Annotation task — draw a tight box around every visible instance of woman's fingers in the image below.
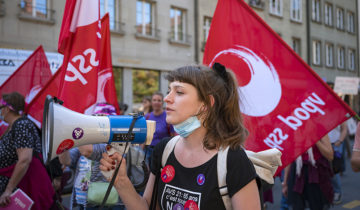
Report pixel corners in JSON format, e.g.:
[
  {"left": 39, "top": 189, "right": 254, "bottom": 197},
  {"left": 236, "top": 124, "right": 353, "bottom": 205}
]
[{"left": 100, "top": 152, "right": 119, "bottom": 171}]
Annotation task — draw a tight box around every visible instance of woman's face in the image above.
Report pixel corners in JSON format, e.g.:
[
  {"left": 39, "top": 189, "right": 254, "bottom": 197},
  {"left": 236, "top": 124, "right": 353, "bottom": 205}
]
[
  {"left": 0, "top": 107, "right": 9, "bottom": 122},
  {"left": 151, "top": 94, "right": 163, "bottom": 112},
  {"left": 164, "top": 81, "right": 203, "bottom": 125},
  {"left": 142, "top": 99, "right": 151, "bottom": 109}
]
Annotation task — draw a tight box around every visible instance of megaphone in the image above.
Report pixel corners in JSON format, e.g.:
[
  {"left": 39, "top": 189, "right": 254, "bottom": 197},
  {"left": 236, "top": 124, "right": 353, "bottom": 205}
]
[{"left": 42, "top": 96, "right": 156, "bottom": 164}]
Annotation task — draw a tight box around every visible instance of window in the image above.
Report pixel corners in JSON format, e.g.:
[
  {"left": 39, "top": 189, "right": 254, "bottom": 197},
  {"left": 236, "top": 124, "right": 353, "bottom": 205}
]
[
  {"left": 136, "top": 0, "right": 156, "bottom": 37},
  {"left": 0, "top": 0, "right": 5, "bottom": 17},
  {"left": 336, "top": 8, "right": 344, "bottom": 30},
  {"left": 170, "top": 7, "right": 188, "bottom": 43},
  {"left": 100, "top": 0, "right": 117, "bottom": 31},
  {"left": 337, "top": 46, "right": 345, "bottom": 69},
  {"left": 325, "top": 43, "right": 334, "bottom": 67},
  {"left": 312, "top": 0, "right": 321, "bottom": 22},
  {"left": 292, "top": 38, "right": 301, "bottom": 55},
  {"left": 312, "top": 40, "right": 321, "bottom": 65},
  {"left": 347, "top": 11, "right": 355, "bottom": 33},
  {"left": 290, "top": 0, "right": 302, "bottom": 22},
  {"left": 324, "top": 3, "right": 333, "bottom": 26},
  {"left": 20, "top": 0, "right": 50, "bottom": 19},
  {"left": 348, "top": 49, "right": 355, "bottom": 70},
  {"left": 269, "top": 0, "right": 282, "bottom": 16},
  {"left": 203, "top": 17, "right": 212, "bottom": 43},
  {"left": 249, "top": 0, "right": 264, "bottom": 9}
]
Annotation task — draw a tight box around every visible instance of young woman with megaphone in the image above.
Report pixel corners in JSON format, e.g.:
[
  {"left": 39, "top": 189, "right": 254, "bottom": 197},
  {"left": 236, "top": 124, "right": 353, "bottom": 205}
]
[{"left": 100, "top": 64, "right": 261, "bottom": 210}]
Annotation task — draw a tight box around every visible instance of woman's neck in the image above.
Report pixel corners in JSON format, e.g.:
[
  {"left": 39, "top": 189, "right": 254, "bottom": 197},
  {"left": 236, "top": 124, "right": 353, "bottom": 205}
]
[
  {"left": 181, "top": 127, "right": 209, "bottom": 151},
  {"left": 7, "top": 115, "right": 21, "bottom": 128},
  {"left": 153, "top": 109, "right": 163, "bottom": 116}
]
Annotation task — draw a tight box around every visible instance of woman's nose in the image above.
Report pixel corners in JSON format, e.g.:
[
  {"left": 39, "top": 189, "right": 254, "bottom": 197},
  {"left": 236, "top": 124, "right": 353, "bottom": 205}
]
[{"left": 164, "top": 93, "right": 172, "bottom": 103}]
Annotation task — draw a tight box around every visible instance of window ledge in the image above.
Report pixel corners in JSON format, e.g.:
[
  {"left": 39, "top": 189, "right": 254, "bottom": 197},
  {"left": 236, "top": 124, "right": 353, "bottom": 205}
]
[
  {"left": 290, "top": 19, "right": 302, "bottom": 24},
  {"left": 337, "top": 66, "right": 346, "bottom": 70},
  {"left": 18, "top": 13, "right": 55, "bottom": 25},
  {"left": 311, "top": 19, "right": 322, "bottom": 24},
  {"left": 336, "top": 27, "right": 345, "bottom": 32},
  {"left": 269, "top": 12, "right": 283, "bottom": 19},
  {"left": 325, "top": 64, "right": 335, "bottom": 69},
  {"left": 111, "top": 22, "right": 125, "bottom": 36},
  {"left": 312, "top": 63, "right": 322, "bottom": 67},
  {"left": 168, "top": 38, "right": 191, "bottom": 47},
  {"left": 111, "top": 30, "right": 125, "bottom": 36},
  {"left": 324, "top": 23, "right": 334, "bottom": 28},
  {"left": 135, "top": 33, "right": 160, "bottom": 41},
  {"left": 347, "top": 31, "right": 356, "bottom": 35}
]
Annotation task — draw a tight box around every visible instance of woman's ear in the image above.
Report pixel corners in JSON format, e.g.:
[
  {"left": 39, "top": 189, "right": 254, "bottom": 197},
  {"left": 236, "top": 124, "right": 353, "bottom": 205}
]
[{"left": 209, "top": 95, "right": 215, "bottom": 107}]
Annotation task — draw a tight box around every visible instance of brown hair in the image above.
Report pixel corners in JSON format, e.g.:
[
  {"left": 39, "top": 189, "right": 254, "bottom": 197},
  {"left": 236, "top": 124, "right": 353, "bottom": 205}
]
[
  {"left": 2, "top": 92, "right": 25, "bottom": 114},
  {"left": 152, "top": 91, "right": 164, "bottom": 100},
  {"left": 165, "top": 65, "right": 248, "bottom": 150}
]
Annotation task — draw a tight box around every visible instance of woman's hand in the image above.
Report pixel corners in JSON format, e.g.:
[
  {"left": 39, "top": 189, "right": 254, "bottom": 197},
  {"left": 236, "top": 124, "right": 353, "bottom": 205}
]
[
  {"left": 0, "top": 189, "right": 11, "bottom": 207},
  {"left": 281, "top": 182, "right": 288, "bottom": 198},
  {"left": 99, "top": 152, "right": 129, "bottom": 188}
]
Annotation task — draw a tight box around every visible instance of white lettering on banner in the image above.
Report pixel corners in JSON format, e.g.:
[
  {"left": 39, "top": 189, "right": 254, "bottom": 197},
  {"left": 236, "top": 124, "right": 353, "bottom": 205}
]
[
  {"left": 277, "top": 92, "right": 325, "bottom": 131},
  {"left": 263, "top": 92, "right": 326, "bottom": 150},
  {"left": 65, "top": 48, "right": 99, "bottom": 85},
  {"left": 65, "top": 63, "right": 88, "bottom": 84},
  {"left": 263, "top": 128, "right": 289, "bottom": 150}
]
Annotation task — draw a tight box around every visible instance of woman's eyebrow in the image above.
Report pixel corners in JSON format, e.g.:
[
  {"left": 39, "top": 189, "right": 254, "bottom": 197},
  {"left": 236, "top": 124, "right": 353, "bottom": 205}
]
[{"left": 172, "top": 85, "right": 184, "bottom": 89}]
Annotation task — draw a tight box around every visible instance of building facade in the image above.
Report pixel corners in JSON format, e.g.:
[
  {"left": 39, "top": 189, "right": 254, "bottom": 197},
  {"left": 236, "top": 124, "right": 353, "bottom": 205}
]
[
  {"left": 309, "top": 0, "right": 358, "bottom": 83},
  {"left": 0, "top": 0, "right": 359, "bottom": 112},
  {"left": 247, "top": 0, "right": 308, "bottom": 61},
  {"left": 0, "top": 0, "right": 197, "bottom": 112}
]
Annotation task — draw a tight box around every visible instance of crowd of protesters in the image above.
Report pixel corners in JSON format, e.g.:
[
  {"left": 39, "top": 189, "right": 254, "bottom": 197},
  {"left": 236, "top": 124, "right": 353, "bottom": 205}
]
[{"left": 0, "top": 66, "right": 360, "bottom": 210}]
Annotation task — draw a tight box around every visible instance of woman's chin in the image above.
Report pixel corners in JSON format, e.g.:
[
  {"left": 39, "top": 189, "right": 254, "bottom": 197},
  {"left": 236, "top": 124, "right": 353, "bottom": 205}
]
[{"left": 166, "top": 117, "right": 177, "bottom": 125}]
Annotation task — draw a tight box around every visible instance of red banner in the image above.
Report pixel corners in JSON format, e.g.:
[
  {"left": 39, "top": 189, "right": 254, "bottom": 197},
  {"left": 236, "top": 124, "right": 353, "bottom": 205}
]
[
  {"left": 83, "top": 13, "right": 120, "bottom": 115},
  {"left": 203, "top": 0, "right": 355, "bottom": 172},
  {"left": 0, "top": 45, "right": 52, "bottom": 128},
  {"left": 27, "top": 14, "right": 119, "bottom": 125},
  {"left": 25, "top": 69, "right": 61, "bottom": 126},
  {"left": 0, "top": 45, "right": 52, "bottom": 105},
  {"left": 57, "top": 0, "right": 101, "bottom": 113}
]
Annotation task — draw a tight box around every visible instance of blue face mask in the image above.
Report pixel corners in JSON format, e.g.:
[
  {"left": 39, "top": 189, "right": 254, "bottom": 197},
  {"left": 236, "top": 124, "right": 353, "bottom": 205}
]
[{"left": 173, "top": 116, "right": 201, "bottom": 138}]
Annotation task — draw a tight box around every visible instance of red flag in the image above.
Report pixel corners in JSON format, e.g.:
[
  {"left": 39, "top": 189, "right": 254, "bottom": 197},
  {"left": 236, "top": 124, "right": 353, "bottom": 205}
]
[
  {"left": 27, "top": 14, "right": 119, "bottom": 125},
  {"left": 84, "top": 13, "right": 120, "bottom": 115},
  {"left": 25, "top": 68, "right": 62, "bottom": 126},
  {"left": 203, "top": 0, "right": 355, "bottom": 172},
  {"left": 0, "top": 45, "right": 52, "bottom": 105},
  {"left": 0, "top": 45, "right": 52, "bottom": 129},
  {"left": 57, "top": 0, "right": 101, "bottom": 113}
]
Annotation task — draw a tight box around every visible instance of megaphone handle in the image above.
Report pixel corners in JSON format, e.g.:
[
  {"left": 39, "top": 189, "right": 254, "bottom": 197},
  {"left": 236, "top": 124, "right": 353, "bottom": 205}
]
[{"left": 101, "top": 143, "right": 130, "bottom": 180}]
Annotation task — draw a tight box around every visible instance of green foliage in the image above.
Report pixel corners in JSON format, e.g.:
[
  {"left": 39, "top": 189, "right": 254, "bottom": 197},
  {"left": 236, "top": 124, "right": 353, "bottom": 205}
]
[
  {"left": 132, "top": 69, "right": 159, "bottom": 103},
  {"left": 113, "top": 67, "right": 123, "bottom": 102}
]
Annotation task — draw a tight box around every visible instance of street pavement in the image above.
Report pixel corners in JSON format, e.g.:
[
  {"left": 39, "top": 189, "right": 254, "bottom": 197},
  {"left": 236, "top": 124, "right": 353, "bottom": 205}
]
[{"left": 266, "top": 154, "right": 360, "bottom": 210}]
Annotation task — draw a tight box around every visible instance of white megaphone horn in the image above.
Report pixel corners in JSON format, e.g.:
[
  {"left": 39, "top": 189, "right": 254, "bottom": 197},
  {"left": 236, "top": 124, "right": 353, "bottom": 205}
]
[{"left": 42, "top": 96, "right": 155, "bottom": 164}]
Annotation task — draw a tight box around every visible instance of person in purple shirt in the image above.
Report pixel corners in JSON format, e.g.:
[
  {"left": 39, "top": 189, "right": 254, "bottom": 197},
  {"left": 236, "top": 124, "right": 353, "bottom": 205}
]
[{"left": 145, "top": 92, "right": 175, "bottom": 162}]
